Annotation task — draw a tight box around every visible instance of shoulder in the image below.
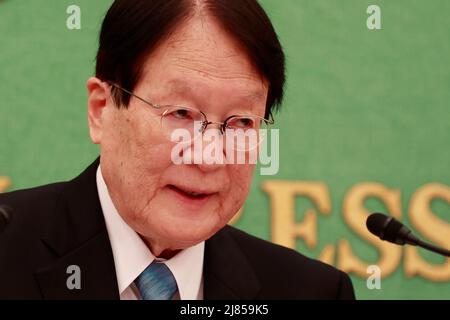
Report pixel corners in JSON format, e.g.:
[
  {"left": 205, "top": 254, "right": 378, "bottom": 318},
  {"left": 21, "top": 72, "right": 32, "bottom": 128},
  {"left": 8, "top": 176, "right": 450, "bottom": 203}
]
[
  {"left": 0, "top": 182, "right": 67, "bottom": 217},
  {"left": 223, "top": 225, "right": 337, "bottom": 276},
  {"left": 0, "top": 182, "right": 70, "bottom": 297},
  {"left": 0, "top": 181, "right": 67, "bottom": 203},
  {"left": 220, "top": 226, "right": 355, "bottom": 299},
  {"left": 0, "top": 182, "right": 68, "bottom": 240}
]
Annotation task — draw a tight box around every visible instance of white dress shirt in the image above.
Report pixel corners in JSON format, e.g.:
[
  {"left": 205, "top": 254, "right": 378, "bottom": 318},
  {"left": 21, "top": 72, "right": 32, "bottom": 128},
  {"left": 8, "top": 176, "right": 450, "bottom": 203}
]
[{"left": 96, "top": 166, "right": 205, "bottom": 300}]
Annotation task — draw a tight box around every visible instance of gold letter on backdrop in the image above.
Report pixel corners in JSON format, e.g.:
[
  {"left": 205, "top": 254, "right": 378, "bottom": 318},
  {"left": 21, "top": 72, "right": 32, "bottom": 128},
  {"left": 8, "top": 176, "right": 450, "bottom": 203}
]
[
  {"left": 337, "top": 183, "right": 402, "bottom": 278},
  {"left": 228, "top": 207, "right": 244, "bottom": 226},
  {"left": 0, "top": 177, "right": 10, "bottom": 193},
  {"left": 261, "top": 181, "right": 331, "bottom": 251},
  {"left": 404, "top": 183, "right": 450, "bottom": 281}
]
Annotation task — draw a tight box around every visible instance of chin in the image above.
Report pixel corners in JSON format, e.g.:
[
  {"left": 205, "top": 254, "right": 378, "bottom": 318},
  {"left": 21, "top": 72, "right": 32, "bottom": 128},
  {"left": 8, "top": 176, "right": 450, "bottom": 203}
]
[
  {"left": 130, "top": 195, "right": 231, "bottom": 249},
  {"left": 169, "top": 220, "right": 222, "bottom": 243},
  {"left": 152, "top": 213, "right": 226, "bottom": 248}
]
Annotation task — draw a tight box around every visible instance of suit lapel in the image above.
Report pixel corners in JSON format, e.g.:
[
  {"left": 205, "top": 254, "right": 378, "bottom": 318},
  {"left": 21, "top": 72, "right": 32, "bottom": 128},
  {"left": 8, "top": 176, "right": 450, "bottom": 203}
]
[
  {"left": 203, "top": 226, "right": 261, "bottom": 299},
  {"left": 35, "top": 231, "right": 119, "bottom": 299},
  {"left": 35, "top": 158, "right": 119, "bottom": 299}
]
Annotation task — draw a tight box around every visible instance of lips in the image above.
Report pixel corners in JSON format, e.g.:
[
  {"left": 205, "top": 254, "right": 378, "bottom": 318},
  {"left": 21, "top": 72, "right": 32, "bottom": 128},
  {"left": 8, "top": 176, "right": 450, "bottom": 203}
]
[{"left": 167, "top": 184, "right": 215, "bottom": 200}]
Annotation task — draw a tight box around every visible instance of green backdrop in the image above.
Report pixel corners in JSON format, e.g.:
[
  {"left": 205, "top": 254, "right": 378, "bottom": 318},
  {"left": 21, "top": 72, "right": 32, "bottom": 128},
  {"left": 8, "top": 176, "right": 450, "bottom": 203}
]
[{"left": 1, "top": 0, "right": 449, "bottom": 299}]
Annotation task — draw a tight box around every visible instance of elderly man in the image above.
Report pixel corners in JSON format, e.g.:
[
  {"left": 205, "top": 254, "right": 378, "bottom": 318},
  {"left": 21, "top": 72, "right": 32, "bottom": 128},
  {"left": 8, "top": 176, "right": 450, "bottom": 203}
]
[{"left": 0, "top": 0, "right": 355, "bottom": 299}]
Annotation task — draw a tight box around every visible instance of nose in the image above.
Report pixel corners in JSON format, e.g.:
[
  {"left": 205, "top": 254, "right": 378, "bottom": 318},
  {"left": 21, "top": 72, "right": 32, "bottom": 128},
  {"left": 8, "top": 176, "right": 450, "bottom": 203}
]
[
  {"left": 187, "top": 127, "right": 227, "bottom": 172},
  {"left": 202, "top": 121, "right": 226, "bottom": 135}
]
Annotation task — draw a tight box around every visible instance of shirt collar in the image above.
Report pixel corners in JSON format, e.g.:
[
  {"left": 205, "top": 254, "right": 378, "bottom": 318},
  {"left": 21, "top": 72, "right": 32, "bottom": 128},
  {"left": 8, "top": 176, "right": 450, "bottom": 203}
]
[{"left": 96, "top": 165, "right": 204, "bottom": 299}]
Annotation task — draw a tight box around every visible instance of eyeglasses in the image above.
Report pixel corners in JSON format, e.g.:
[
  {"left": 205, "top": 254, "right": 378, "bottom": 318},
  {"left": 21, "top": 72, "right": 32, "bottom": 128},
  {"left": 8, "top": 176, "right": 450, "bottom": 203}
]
[{"left": 108, "top": 82, "right": 274, "bottom": 151}]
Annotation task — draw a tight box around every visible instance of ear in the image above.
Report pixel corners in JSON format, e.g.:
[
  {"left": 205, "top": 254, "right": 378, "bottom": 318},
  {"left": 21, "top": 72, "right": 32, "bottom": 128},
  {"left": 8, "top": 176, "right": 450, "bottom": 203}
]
[{"left": 87, "top": 77, "right": 109, "bottom": 144}]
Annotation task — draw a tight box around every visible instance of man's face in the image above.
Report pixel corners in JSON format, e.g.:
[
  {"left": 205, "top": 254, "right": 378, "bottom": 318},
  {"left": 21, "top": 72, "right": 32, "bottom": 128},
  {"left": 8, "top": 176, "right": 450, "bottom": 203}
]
[{"left": 88, "top": 16, "right": 268, "bottom": 255}]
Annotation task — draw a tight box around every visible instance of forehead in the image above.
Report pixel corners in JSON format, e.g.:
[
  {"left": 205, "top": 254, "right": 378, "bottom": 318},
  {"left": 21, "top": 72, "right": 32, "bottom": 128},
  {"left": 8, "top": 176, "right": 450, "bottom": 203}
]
[{"left": 138, "top": 15, "right": 268, "bottom": 103}]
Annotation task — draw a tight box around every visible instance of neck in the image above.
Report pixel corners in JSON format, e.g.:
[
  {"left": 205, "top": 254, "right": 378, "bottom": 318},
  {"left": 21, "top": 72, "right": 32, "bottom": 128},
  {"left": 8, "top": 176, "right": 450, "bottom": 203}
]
[
  {"left": 140, "top": 235, "right": 182, "bottom": 259},
  {"left": 156, "top": 249, "right": 182, "bottom": 260}
]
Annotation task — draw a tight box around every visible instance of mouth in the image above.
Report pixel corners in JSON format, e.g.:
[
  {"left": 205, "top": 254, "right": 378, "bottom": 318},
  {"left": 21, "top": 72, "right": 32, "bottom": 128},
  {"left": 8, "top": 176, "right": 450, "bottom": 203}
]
[{"left": 167, "top": 184, "right": 215, "bottom": 201}]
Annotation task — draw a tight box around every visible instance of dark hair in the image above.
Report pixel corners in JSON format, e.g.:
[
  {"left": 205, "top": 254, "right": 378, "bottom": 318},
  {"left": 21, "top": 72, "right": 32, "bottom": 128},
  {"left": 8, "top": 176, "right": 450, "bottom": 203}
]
[{"left": 95, "top": 0, "right": 285, "bottom": 118}]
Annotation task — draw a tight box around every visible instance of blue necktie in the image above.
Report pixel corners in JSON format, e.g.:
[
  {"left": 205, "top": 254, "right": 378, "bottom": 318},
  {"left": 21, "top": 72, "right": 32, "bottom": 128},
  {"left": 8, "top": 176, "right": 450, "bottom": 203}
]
[{"left": 135, "top": 261, "right": 178, "bottom": 300}]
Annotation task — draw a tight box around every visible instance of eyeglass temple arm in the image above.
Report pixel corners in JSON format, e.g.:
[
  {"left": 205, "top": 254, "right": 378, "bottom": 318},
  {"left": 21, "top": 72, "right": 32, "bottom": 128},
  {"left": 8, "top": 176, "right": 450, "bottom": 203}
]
[{"left": 107, "top": 82, "right": 161, "bottom": 109}]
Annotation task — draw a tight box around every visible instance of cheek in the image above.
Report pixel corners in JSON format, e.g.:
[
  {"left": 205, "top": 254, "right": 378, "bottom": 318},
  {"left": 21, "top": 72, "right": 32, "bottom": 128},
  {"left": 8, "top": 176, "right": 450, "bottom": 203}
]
[
  {"left": 106, "top": 110, "right": 171, "bottom": 168},
  {"left": 224, "top": 164, "right": 255, "bottom": 209},
  {"left": 101, "top": 110, "right": 174, "bottom": 209}
]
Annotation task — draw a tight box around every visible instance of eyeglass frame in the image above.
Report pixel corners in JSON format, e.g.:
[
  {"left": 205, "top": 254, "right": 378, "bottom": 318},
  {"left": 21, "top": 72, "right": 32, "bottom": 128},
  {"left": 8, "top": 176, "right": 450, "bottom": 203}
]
[{"left": 106, "top": 81, "right": 275, "bottom": 135}]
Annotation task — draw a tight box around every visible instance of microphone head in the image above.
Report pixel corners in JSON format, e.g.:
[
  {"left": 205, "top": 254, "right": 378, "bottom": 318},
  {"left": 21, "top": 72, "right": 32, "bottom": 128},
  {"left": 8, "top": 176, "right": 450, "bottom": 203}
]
[
  {"left": 366, "top": 212, "right": 413, "bottom": 245},
  {"left": 366, "top": 212, "right": 389, "bottom": 238},
  {"left": 0, "top": 205, "right": 13, "bottom": 232}
]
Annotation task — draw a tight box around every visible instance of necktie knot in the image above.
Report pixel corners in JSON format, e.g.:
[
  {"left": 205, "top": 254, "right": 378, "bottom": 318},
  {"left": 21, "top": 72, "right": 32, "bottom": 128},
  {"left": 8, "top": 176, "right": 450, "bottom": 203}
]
[{"left": 135, "top": 261, "right": 178, "bottom": 300}]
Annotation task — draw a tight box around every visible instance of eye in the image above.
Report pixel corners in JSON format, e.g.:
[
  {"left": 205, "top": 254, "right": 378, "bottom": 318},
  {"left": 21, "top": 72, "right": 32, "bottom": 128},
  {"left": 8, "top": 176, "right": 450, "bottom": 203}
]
[
  {"left": 163, "top": 107, "right": 204, "bottom": 123},
  {"left": 170, "top": 108, "right": 192, "bottom": 120},
  {"left": 227, "top": 117, "right": 256, "bottom": 129}
]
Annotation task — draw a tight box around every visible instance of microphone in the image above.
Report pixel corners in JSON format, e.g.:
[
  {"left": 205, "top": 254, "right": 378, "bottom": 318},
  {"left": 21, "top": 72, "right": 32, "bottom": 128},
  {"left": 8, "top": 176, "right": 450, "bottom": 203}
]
[
  {"left": 0, "top": 205, "right": 13, "bottom": 232},
  {"left": 366, "top": 212, "right": 450, "bottom": 257}
]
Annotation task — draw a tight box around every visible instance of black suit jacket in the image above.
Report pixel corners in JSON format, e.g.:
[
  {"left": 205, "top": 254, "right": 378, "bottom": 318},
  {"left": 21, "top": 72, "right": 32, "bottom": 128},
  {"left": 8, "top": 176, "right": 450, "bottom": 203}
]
[{"left": 0, "top": 158, "right": 355, "bottom": 299}]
